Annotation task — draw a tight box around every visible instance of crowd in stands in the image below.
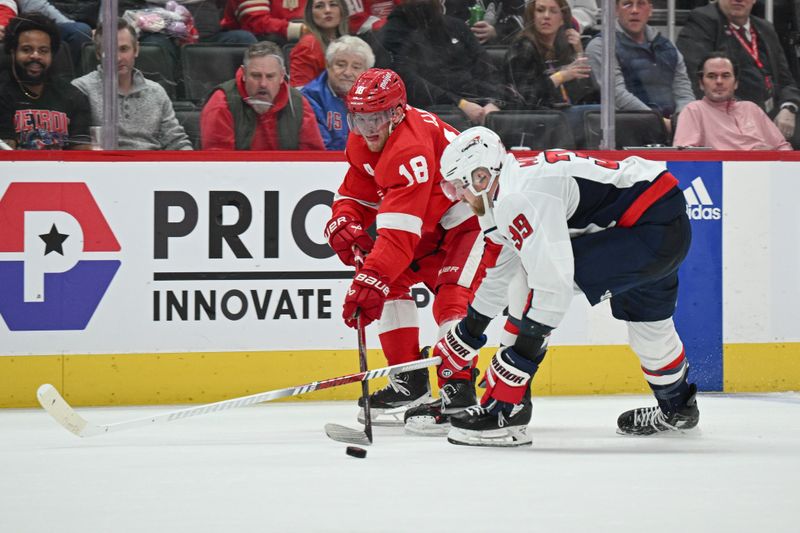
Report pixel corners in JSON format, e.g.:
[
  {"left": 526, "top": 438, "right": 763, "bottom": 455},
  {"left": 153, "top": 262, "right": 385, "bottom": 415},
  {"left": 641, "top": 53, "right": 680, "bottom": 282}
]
[{"left": 2, "top": 0, "right": 800, "bottom": 151}]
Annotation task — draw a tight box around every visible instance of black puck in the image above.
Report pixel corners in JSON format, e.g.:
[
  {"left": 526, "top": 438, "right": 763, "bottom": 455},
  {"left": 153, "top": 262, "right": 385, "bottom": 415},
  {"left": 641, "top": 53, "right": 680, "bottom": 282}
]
[{"left": 346, "top": 446, "right": 367, "bottom": 458}]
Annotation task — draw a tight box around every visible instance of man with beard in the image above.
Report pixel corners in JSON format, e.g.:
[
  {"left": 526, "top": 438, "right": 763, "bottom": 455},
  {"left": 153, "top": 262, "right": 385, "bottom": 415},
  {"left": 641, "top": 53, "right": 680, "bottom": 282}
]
[
  {"left": 301, "top": 35, "right": 374, "bottom": 150},
  {"left": 0, "top": 12, "right": 91, "bottom": 149},
  {"left": 436, "top": 127, "right": 699, "bottom": 446},
  {"left": 200, "top": 40, "right": 324, "bottom": 150},
  {"left": 379, "top": 0, "right": 515, "bottom": 125}
]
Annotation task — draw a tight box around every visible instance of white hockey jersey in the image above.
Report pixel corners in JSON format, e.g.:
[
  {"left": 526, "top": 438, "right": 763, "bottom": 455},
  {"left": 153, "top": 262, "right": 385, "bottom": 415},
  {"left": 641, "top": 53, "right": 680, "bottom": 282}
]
[{"left": 471, "top": 150, "right": 677, "bottom": 329}]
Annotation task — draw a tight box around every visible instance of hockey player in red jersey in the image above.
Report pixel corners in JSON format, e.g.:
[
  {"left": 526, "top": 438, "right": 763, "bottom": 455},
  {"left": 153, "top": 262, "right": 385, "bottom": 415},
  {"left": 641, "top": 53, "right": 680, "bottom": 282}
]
[
  {"left": 324, "top": 68, "right": 486, "bottom": 426},
  {"left": 434, "top": 127, "right": 700, "bottom": 446}
]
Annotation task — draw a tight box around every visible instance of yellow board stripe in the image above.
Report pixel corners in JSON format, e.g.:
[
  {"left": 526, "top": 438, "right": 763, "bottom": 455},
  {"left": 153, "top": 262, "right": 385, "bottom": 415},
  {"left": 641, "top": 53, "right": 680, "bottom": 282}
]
[
  {"left": 1, "top": 343, "right": 798, "bottom": 408},
  {"left": 724, "top": 343, "right": 800, "bottom": 392}
]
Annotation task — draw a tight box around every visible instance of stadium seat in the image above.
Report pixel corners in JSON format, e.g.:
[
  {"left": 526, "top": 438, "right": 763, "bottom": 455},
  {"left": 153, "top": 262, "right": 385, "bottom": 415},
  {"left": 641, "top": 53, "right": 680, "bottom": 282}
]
[
  {"left": 176, "top": 109, "right": 201, "bottom": 149},
  {"left": 180, "top": 44, "right": 247, "bottom": 103},
  {"left": 482, "top": 45, "right": 508, "bottom": 75},
  {"left": 425, "top": 105, "right": 472, "bottom": 133},
  {"left": 282, "top": 43, "right": 295, "bottom": 74},
  {"left": 485, "top": 110, "right": 575, "bottom": 150},
  {"left": 81, "top": 43, "right": 178, "bottom": 99},
  {"left": 583, "top": 109, "right": 668, "bottom": 149}
]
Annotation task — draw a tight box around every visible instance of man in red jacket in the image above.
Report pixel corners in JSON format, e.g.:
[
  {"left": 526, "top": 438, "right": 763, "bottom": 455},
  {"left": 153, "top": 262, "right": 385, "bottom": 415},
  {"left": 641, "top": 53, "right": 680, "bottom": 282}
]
[
  {"left": 200, "top": 41, "right": 324, "bottom": 150},
  {"left": 325, "top": 68, "right": 486, "bottom": 427}
]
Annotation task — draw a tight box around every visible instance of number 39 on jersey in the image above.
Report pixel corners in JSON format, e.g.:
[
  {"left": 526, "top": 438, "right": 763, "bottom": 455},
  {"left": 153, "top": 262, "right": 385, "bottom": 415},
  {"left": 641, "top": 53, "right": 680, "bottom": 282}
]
[{"left": 508, "top": 213, "right": 533, "bottom": 250}]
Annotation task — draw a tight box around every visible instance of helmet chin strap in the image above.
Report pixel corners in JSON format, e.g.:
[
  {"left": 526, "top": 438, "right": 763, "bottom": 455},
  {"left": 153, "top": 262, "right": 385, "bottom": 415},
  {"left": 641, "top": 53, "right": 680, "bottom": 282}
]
[{"left": 478, "top": 190, "right": 495, "bottom": 226}]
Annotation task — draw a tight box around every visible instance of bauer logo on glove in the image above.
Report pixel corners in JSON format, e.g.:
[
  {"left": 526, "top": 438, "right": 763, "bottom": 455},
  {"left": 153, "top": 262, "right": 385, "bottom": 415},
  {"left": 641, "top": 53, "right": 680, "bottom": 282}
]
[{"left": 354, "top": 272, "right": 390, "bottom": 296}]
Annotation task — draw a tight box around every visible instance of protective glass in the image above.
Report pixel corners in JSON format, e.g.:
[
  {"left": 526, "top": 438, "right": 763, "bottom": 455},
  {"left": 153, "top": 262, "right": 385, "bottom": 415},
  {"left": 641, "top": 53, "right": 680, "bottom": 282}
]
[{"left": 347, "top": 110, "right": 393, "bottom": 136}]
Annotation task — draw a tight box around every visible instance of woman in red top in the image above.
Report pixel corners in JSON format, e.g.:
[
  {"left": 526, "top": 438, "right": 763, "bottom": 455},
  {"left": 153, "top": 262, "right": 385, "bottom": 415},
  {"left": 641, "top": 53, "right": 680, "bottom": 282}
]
[{"left": 289, "top": 0, "right": 350, "bottom": 87}]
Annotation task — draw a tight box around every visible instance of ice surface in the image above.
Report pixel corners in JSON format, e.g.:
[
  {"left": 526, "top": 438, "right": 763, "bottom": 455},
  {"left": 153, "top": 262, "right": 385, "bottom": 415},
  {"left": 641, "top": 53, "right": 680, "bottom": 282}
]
[{"left": 1, "top": 393, "right": 798, "bottom": 532}]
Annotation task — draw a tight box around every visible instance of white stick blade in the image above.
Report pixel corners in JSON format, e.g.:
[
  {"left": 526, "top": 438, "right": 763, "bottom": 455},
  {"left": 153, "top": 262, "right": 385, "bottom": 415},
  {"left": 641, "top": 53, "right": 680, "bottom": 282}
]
[
  {"left": 36, "top": 384, "right": 102, "bottom": 438},
  {"left": 324, "top": 423, "right": 372, "bottom": 446}
]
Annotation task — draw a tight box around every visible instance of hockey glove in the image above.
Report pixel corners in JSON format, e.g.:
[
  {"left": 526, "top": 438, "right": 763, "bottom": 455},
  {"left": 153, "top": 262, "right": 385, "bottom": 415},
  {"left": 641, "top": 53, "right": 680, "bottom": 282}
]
[
  {"left": 480, "top": 347, "right": 538, "bottom": 411},
  {"left": 324, "top": 215, "right": 374, "bottom": 267},
  {"left": 342, "top": 269, "right": 390, "bottom": 328},
  {"left": 435, "top": 320, "right": 486, "bottom": 382}
]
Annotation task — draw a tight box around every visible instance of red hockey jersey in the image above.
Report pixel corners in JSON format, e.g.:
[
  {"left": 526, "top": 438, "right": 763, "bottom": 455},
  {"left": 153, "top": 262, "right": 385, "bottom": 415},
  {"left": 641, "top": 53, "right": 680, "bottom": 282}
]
[{"left": 332, "top": 106, "right": 463, "bottom": 282}]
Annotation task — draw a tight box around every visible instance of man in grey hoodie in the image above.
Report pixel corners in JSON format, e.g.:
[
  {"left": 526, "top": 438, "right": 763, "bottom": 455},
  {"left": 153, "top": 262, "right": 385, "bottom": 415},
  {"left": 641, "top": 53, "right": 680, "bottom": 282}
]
[{"left": 71, "top": 17, "right": 192, "bottom": 150}]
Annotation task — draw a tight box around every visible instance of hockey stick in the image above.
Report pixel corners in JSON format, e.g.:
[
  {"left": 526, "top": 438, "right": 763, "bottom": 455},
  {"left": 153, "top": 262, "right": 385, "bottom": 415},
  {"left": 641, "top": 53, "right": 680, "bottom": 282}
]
[
  {"left": 36, "top": 357, "right": 441, "bottom": 438},
  {"left": 324, "top": 247, "right": 373, "bottom": 446}
]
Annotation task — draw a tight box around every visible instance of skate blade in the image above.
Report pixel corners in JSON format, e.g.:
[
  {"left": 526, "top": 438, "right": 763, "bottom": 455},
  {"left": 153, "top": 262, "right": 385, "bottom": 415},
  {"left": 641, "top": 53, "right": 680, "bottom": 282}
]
[
  {"left": 404, "top": 416, "right": 450, "bottom": 436},
  {"left": 447, "top": 426, "right": 532, "bottom": 448},
  {"left": 616, "top": 426, "right": 701, "bottom": 437}
]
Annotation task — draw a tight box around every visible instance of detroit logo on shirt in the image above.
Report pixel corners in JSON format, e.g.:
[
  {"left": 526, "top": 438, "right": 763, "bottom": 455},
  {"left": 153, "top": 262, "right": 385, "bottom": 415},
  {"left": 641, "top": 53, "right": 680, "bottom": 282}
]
[{"left": 0, "top": 182, "right": 121, "bottom": 331}]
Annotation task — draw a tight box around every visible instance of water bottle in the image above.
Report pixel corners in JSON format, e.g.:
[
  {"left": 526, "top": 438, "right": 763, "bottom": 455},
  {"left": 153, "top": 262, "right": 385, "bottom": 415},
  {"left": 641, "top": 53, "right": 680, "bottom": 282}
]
[{"left": 468, "top": 3, "right": 485, "bottom": 27}]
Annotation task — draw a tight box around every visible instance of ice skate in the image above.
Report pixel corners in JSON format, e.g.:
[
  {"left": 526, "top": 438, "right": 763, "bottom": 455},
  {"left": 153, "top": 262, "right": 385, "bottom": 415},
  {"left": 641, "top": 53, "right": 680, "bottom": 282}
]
[
  {"left": 404, "top": 369, "right": 478, "bottom": 436},
  {"left": 357, "top": 366, "right": 431, "bottom": 426},
  {"left": 447, "top": 395, "right": 533, "bottom": 447},
  {"left": 617, "top": 383, "right": 700, "bottom": 436}
]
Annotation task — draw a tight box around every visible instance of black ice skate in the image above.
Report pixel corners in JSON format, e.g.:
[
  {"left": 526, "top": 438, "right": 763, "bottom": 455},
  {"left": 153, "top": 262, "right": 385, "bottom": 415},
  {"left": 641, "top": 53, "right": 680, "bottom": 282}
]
[
  {"left": 617, "top": 383, "right": 700, "bottom": 436},
  {"left": 357, "top": 366, "right": 431, "bottom": 426},
  {"left": 447, "top": 393, "right": 533, "bottom": 447},
  {"left": 404, "top": 369, "right": 479, "bottom": 436}
]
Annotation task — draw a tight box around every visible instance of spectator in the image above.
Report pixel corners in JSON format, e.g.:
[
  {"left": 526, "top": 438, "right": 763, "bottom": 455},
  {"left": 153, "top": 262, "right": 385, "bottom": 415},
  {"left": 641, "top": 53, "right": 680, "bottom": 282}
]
[
  {"left": 49, "top": 0, "right": 99, "bottom": 27},
  {"left": 0, "top": 12, "right": 91, "bottom": 149},
  {"left": 72, "top": 17, "right": 192, "bottom": 150},
  {"left": 569, "top": 0, "right": 599, "bottom": 35},
  {"left": 200, "top": 40, "right": 325, "bottom": 149},
  {"left": 1, "top": 1, "right": 94, "bottom": 73},
  {"left": 442, "top": 0, "right": 526, "bottom": 45},
  {"left": 380, "top": 0, "right": 514, "bottom": 125},
  {"left": 504, "top": 0, "right": 598, "bottom": 109},
  {"left": 347, "top": 0, "right": 398, "bottom": 35},
  {"left": 673, "top": 51, "right": 792, "bottom": 150},
  {"left": 585, "top": 0, "right": 694, "bottom": 135},
  {"left": 676, "top": 0, "right": 800, "bottom": 142},
  {"left": 290, "top": 0, "right": 349, "bottom": 87},
  {"left": 220, "top": 0, "right": 309, "bottom": 45},
  {"left": 301, "top": 34, "right": 373, "bottom": 149}
]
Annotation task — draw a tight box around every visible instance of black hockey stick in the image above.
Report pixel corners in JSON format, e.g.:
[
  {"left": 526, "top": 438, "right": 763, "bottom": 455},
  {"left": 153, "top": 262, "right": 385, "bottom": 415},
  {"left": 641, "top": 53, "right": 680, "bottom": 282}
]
[
  {"left": 324, "top": 247, "right": 374, "bottom": 446},
  {"left": 37, "top": 357, "right": 440, "bottom": 438}
]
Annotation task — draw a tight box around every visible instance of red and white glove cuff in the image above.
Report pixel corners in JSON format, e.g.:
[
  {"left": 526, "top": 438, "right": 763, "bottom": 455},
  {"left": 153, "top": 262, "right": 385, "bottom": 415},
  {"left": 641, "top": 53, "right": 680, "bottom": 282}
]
[{"left": 482, "top": 348, "right": 532, "bottom": 404}]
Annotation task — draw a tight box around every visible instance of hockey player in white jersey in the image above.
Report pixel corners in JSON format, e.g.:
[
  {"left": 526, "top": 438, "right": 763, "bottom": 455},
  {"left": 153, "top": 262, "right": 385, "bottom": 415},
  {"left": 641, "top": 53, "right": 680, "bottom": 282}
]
[{"left": 430, "top": 127, "right": 700, "bottom": 447}]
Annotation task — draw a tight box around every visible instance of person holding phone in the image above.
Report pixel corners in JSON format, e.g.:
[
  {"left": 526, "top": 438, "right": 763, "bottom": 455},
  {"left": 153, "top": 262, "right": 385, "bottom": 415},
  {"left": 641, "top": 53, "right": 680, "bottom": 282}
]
[{"left": 503, "top": 0, "right": 599, "bottom": 109}]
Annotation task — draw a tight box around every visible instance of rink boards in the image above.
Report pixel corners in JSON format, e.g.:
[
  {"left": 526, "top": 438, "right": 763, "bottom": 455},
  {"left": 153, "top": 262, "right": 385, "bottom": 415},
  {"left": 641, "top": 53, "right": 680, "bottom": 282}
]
[{"left": 0, "top": 153, "right": 798, "bottom": 407}]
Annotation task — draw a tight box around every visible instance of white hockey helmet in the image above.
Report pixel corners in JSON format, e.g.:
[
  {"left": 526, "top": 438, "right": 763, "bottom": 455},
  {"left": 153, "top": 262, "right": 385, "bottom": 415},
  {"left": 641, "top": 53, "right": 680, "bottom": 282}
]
[{"left": 439, "top": 126, "right": 507, "bottom": 203}]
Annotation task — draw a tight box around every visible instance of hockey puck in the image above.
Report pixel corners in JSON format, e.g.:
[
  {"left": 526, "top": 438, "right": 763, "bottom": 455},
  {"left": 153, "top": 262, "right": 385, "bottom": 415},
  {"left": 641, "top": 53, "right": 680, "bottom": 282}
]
[{"left": 345, "top": 446, "right": 367, "bottom": 458}]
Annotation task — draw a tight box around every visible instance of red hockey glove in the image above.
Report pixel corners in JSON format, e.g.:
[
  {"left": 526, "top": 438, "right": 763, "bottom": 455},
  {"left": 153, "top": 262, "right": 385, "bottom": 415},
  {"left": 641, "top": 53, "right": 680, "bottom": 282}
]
[
  {"left": 324, "top": 215, "right": 374, "bottom": 267},
  {"left": 435, "top": 320, "right": 486, "bottom": 381},
  {"left": 480, "top": 347, "right": 537, "bottom": 406},
  {"left": 342, "top": 269, "right": 390, "bottom": 328}
]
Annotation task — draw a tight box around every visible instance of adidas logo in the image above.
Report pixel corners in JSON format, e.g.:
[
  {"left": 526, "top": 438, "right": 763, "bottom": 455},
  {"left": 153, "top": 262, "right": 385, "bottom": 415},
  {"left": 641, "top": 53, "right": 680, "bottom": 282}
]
[{"left": 683, "top": 177, "right": 721, "bottom": 220}]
